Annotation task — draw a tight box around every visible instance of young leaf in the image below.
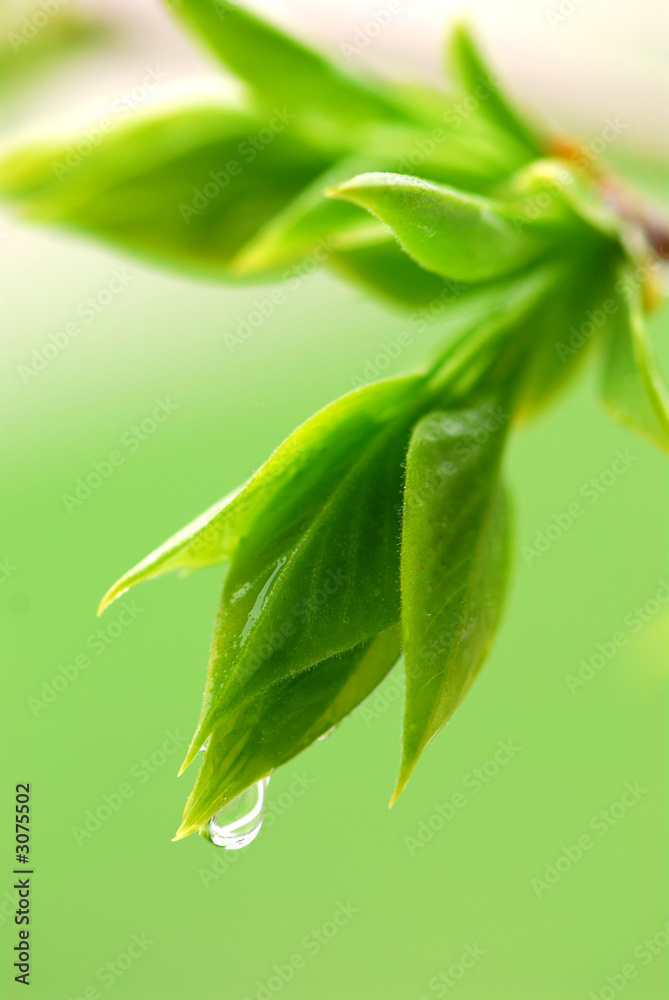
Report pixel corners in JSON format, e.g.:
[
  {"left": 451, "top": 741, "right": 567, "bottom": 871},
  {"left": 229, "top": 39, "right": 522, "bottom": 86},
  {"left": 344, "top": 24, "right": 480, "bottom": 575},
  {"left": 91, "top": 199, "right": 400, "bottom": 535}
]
[
  {"left": 600, "top": 265, "right": 669, "bottom": 453},
  {"left": 328, "top": 172, "right": 557, "bottom": 282},
  {"left": 448, "top": 22, "right": 543, "bottom": 156},
  {"left": 166, "top": 0, "right": 406, "bottom": 136},
  {"left": 0, "top": 103, "right": 331, "bottom": 276},
  {"left": 514, "top": 249, "right": 620, "bottom": 417},
  {"left": 329, "top": 237, "right": 471, "bottom": 309},
  {"left": 99, "top": 376, "right": 425, "bottom": 613},
  {"left": 175, "top": 625, "right": 401, "bottom": 838},
  {"left": 394, "top": 404, "right": 511, "bottom": 800},
  {"left": 229, "top": 153, "right": 385, "bottom": 275},
  {"left": 180, "top": 377, "right": 430, "bottom": 773}
]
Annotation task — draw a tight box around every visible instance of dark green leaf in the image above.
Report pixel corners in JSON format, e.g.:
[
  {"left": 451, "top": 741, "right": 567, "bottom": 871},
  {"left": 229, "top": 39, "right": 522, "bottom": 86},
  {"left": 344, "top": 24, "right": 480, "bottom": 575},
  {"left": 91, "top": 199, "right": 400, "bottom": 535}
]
[
  {"left": 176, "top": 625, "right": 401, "bottom": 837},
  {"left": 514, "top": 249, "right": 619, "bottom": 417},
  {"left": 394, "top": 404, "right": 511, "bottom": 800},
  {"left": 178, "top": 377, "right": 431, "bottom": 781}
]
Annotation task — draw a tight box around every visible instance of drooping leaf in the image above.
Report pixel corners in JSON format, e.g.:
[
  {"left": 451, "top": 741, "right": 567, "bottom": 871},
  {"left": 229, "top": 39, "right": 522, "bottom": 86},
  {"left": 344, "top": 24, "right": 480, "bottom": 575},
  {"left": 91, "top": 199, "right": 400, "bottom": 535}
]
[
  {"left": 328, "top": 172, "right": 561, "bottom": 282},
  {"left": 0, "top": 103, "right": 331, "bottom": 276},
  {"left": 166, "top": 0, "right": 407, "bottom": 138},
  {"left": 600, "top": 264, "right": 669, "bottom": 453},
  {"left": 394, "top": 404, "right": 511, "bottom": 800},
  {"left": 99, "top": 376, "right": 425, "bottom": 613},
  {"left": 175, "top": 625, "right": 401, "bottom": 838},
  {"left": 448, "top": 22, "right": 543, "bottom": 156},
  {"left": 179, "top": 377, "right": 432, "bottom": 775}
]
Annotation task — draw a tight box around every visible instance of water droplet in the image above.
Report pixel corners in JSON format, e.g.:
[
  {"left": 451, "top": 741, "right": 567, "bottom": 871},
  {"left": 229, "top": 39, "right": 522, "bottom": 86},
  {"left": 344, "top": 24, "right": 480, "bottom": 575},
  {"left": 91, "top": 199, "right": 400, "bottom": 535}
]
[
  {"left": 240, "top": 557, "right": 286, "bottom": 644},
  {"left": 317, "top": 725, "right": 337, "bottom": 742},
  {"left": 208, "top": 778, "right": 269, "bottom": 850}
]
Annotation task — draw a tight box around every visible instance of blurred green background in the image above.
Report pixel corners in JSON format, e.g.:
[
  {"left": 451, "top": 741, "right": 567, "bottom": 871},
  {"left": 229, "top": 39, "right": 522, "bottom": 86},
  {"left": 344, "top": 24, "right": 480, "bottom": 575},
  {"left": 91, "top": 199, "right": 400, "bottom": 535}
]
[{"left": 1, "top": 1, "right": 668, "bottom": 998}]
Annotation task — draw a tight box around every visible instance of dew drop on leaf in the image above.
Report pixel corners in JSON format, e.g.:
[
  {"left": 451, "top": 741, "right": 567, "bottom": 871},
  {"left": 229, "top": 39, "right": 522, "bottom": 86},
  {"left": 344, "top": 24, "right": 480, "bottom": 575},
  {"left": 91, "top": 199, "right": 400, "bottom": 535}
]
[{"left": 208, "top": 778, "right": 270, "bottom": 850}]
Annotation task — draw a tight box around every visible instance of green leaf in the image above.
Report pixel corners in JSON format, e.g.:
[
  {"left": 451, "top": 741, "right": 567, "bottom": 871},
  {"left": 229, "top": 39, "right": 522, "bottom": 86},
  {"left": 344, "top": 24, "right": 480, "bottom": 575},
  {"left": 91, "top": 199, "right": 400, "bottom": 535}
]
[
  {"left": 329, "top": 237, "right": 471, "bottom": 309},
  {"left": 175, "top": 625, "right": 401, "bottom": 838},
  {"left": 502, "top": 159, "right": 621, "bottom": 242},
  {"left": 99, "top": 375, "right": 424, "bottom": 613},
  {"left": 166, "top": 0, "right": 406, "bottom": 137},
  {"left": 514, "top": 249, "right": 619, "bottom": 417},
  {"left": 448, "top": 22, "right": 543, "bottom": 156},
  {"left": 394, "top": 404, "right": 511, "bottom": 800},
  {"left": 328, "top": 172, "right": 559, "bottom": 282},
  {"left": 0, "top": 103, "right": 331, "bottom": 276},
  {"left": 229, "top": 153, "right": 384, "bottom": 275},
  {"left": 600, "top": 265, "right": 669, "bottom": 454},
  {"left": 179, "top": 377, "right": 431, "bottom": 779}
]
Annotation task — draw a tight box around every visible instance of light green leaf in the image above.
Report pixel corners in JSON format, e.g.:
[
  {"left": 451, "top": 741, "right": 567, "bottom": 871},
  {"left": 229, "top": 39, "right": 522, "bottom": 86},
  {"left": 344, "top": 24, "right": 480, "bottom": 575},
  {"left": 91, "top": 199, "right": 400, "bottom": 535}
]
[
  {"left": 166, "top": 0, "right": 406, "bottom": 137},
  {"left": 0, "top": 103, "right": 330, "bottom": 276},
  {"left": 448, "top": 22, "right": 542, "bottom": 156},
  {"left": 600, "top": 265, "right": 669, "bottom": 454},
  {"left": 503, "top": 159, "right": 621, "bottom": 242},
  {"left": 176, "top": 625, "right": 401, "bottom": 838},
  {"left": 230, "top": 153, "right": 384, "bottom": 275},
  {"left": 328, "top": 172, "right": 557, "bottom": 282},
  {"left": 394, "top": 404, "right": 511, "bottom": 800},
  {"left": 99, "top": 375, "right": 424, "bottom": 613}
]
